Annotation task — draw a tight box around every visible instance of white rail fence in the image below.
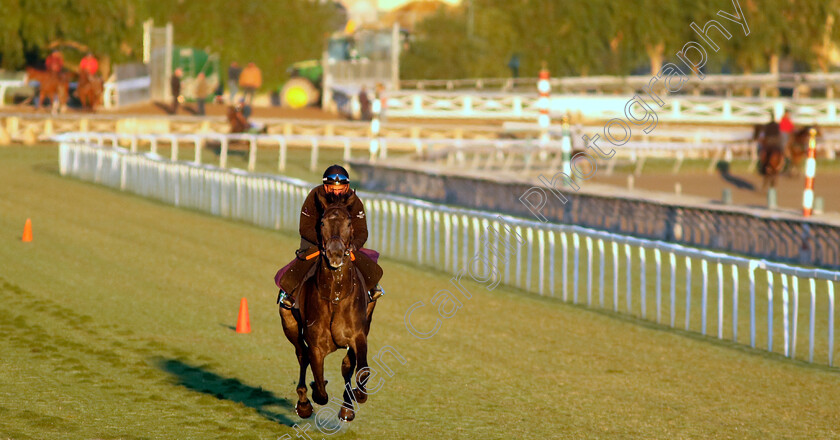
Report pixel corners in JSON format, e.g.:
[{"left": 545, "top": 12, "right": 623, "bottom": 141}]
[
  {"left": 59, "top": 140, "right": 840, "bottom": 367},
  {"left": 55, "top": 131, "right": 568, "bottom": 173},
  {"left": 0, "top": 80, "right": 25, "bottom": 103},
  {"left": 384, "top": 92, "right": 840, "bottom": 125},
  {"left": 55, "top": 130, "right": 757, "bottom": 177},
  {"left": 400, "top": 72, "right": 840, "bottom": 97}
]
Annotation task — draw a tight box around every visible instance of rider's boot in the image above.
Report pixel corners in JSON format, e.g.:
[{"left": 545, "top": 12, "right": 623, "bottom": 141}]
[
  {"left": 369, "top": 284, "right": 385, "bottom": 302},
  {"left": 277, "top": 288, "right": 295, "bottom": 309}
]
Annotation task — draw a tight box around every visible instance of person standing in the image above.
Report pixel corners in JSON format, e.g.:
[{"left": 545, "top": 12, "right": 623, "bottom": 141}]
[
  {"left": 508, "top": 53, "right": 520, "bottom": 79},
  {"left": 227, "top": 62, "right": 241, "bottom": 103},
  {"left": 359, "top": 86, "right": 371, "bottom": 121},
  {"left": 779, "top": 109, "right": 794, "bottom": 148},
  {"left": 170, "top": 68, "right": 183, "bottom": 115},
  {"left": 193, "top": 72, "right": 210, "bottom": 116},
  {"left": 239, "top": 62, "right": 262, "bottom": 106}
]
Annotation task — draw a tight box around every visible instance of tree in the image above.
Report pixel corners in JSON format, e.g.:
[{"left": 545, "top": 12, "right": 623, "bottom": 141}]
[
  {"left": 0, "top": 0, "right": 135, "bottom": 69},
  {"left": 135, "top": 0, "right": 337, "bottom": 90}
]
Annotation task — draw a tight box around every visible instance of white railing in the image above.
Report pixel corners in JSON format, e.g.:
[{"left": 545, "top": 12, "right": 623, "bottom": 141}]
[
  {"left": 385, "top": 91, "right": 840, "bottom": 125},
  {"left": 0, "top": 79, "right": 25, "bottom": 104},
  {"left": 59, "top": 140, "right": 840, "bottom": 367},
  {"left": 55, "top": 131, "right": 571, "bottom": 172},
  {"left": 103, "top": 76, "right": 152, "bottom": 109},
  {"left": 56, "top": 130, "right": 762, "bottom": 177},
  {"left": 400, "top": 72, "right": 840, "bottom": 96}
]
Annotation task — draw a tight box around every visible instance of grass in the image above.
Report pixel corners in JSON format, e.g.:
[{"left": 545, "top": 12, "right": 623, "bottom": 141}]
[{"left": 1, "top": 145, "right": 840, "bottom": 439}]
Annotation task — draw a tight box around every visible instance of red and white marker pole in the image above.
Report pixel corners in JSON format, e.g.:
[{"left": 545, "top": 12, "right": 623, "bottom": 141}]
[
  {"left": 370, "top": 90, "right": 381, "bottom": 161},
  {"left": 802, "top": 128, "right": 818, "bottom": 217},
  {"left": 537, "top": 63, "right": 551, "bottom": 146}
]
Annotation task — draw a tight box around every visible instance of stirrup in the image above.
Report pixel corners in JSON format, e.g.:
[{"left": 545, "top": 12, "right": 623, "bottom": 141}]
[
  {"left": 277, "top": 289, "right": 295, "bottom": 309},
  {"left": 369, "top": 284, "right": 385, "bottom": 302}
]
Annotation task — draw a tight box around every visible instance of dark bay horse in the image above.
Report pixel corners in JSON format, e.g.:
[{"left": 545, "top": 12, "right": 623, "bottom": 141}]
[
  {"left": 753, "top": 121, "right": 787, "bottom": 189},
  {"left": 279, "top": 192, "right": 377, "bottom": 422},
  {"left": 24, "top": 66, "right": 69, "bottom": 113}
]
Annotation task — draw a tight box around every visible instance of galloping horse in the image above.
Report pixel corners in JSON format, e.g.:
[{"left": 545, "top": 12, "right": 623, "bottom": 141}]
[
  {"left": 785, "top": 125, "right": 820, "bottom": 176},
  {"left": 24, "top": 66, "right": 69, "bottom": 113},
  {"left": 753, "top": 121, "right": 786, "bottom": 189},
  {"left": 279, "top": 192, "right": 377, "bottom": 422},
  {"left": 76, "top": 71, "right": 103, "bottom": 111}
]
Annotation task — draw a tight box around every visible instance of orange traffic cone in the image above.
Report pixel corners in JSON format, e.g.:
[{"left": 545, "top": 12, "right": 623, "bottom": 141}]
[
  {"left": 235, "top": 297, "right": 251, "bottom": 334},
  {"left": 21, "top": 219, "right": 32, "bottom": 242}
]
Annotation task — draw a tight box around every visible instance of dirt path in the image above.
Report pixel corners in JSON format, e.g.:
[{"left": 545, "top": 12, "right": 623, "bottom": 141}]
[{"left": 592, "top": 169, "right": 838, "bottom": 213}]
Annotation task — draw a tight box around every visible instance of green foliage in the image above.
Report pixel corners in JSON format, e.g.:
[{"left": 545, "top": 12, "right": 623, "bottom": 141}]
[
  {"left": 135, "top": 0, "right": 336, "bottom": 90},
  {"left": 0, "top": 0, "right": 336, "bottom": 89},
  {"left": 402, "top": 0, "right": 840, "bottom": 79},
  {"left": 0, "top": 0, "right": 135, "bottom": 68}
]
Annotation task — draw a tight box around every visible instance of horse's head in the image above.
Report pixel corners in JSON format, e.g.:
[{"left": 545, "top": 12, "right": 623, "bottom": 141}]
[
  {"left": 752, "top": 124, "right": 764, "bottom": 141},
  {"left": 317, "top": 192, "right": 353, "bottom": 269}
]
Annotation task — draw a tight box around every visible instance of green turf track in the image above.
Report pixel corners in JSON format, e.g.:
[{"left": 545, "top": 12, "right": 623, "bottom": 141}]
[{"left": 1, "top": 145, "right": 839, "bottom": 440}]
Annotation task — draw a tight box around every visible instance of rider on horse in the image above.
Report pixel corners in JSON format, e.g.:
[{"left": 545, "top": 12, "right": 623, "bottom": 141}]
[
  {"left": 45, "top": 51, "right": 64, "bottom": 74},
  {"left": 79, "top": 53, "right": 99, "bottom": 77},
  {"left": 275, "top": 165, "right": 384, "bottom": 309}
]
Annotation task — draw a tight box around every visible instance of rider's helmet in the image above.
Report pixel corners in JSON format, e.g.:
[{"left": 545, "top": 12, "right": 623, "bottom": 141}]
[{"left": 322, "top": 165, "right": 350, "bottom": 186}]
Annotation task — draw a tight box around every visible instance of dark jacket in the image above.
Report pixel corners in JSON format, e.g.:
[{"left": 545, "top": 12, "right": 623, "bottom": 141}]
[
  {"left": 299, "top": 186, "right": 368, "bottom": 251},
  {"left": 170, "top": 75, "right": 181, "bottom": 97},
  {"left": 228, "top": 65, "right": 242, "bottom": 82}
]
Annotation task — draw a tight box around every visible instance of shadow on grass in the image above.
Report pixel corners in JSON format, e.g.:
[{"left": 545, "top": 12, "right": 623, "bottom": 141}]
[{"left": 154, "top": 357, "right": 296, "bottom": 426}]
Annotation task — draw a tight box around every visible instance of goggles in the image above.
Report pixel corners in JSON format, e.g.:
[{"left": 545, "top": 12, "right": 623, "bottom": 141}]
[{"left": 323, "top": 173, "right": 349, "bottom": 185}]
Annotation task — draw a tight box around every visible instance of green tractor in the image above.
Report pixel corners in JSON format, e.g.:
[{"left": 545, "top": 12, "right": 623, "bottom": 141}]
[
  {"left": 280, "top": 27, "right": 403, "bottom": 109},
  {"left": 281, "top": 60, "right": 324, "bottom": 109}
]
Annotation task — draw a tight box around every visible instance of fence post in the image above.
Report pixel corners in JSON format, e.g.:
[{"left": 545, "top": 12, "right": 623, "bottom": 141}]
[
  {"left": 277, "top": 137, "right": 287, "bottom": 172},
  {"left": 537, "top": 62, "right": 551, "bottom": 146},
  {"left": 371, "top": 90, "right": 382, "bottom": 161},
  {"left": 220, "top": 137, "right": 229, "bottom": 169},
  {"left": 248, "top": 135, "right": 257, "bottom": 172},
  {"left": 685, "top": 257, "right": 693, "bottom": 331},
  {"left": 803, "top": 128, "right": 817, "bottom": 217},
  {"left": 767, "top": 271, "right": 775, "bottom": 352},
  {"left": 310, "top": 137, "right": 319, "bottom": 172}
]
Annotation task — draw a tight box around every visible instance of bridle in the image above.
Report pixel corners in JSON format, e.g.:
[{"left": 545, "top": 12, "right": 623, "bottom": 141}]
[{"left": 319, "top": 205, "right": 355, "bottom": 268}]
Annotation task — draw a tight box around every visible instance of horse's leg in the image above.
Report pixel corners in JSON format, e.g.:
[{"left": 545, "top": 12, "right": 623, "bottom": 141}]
[
  {"left": 280, "top": 307, "right": 313, "bottom": 418},
  {"left": 350, "top": 334, "right": 370, "bottom": 404},
  {"left": 338, "top": 349, "right": 357, "bottom": 421},
  {"left": 308, "top": 345, "right": 329, "bottom": 405}
]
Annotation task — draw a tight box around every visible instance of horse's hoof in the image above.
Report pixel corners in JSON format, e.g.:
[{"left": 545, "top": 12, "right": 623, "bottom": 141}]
[
  {"left": 295, "top": 400, "right": 313, "bottom": 419},
  {"left": 311, "top": 386, "right": 329, "bottom": 406},
  {"left": 338, "top": 406, "right": 355, "bottom": 422},
  {"left": 353, "top": 388, "right": 368, "bottom": 404}
]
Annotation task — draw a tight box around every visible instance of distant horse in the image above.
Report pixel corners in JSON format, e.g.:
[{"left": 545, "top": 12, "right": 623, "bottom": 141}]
[
  {"left": 279, "top": 192, "right": 377, "bottom": 422},
  {"left": 24, "top": 66, "right": 69, "bottom": 113},
  {"left": 753, "top": 121, "right": 786, "bottom": 189},
  {"left": 226, "top": 105, "right": 266, "bottom": 134},
  {"left": 785, "top": 125, "right": 820, "bottom": 176},
  {"left": 75, "top": 71, "right": 103, "bottom": 111}
]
